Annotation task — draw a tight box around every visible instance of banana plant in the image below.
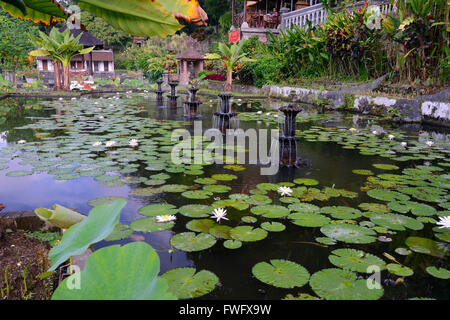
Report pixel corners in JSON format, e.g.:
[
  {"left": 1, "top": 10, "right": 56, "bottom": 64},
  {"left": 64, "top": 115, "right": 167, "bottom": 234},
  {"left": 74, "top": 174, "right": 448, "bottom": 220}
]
[
  {"left": 206, "top": 40, "right": 254, "bottom": 91},
  {"left": 0, "top": 0, "right": 208, "bottom": 38},
  {"left": 29, "top": 27, "right": 95, "bottom": 91}
]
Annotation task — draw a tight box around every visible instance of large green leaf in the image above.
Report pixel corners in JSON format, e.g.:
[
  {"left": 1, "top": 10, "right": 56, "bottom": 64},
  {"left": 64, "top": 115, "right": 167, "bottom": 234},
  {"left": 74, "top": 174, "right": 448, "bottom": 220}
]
[
  {"left": 52, "top": 242, "right": 176, "bottom": 300},
  {"left": 252, "top": 259, "right": 310, "bottom": 289},
  {"left": 1, "top": 0, "right": 67, "bottom": 26},
  {"left": 161, "top": 268, "right": 218, "bottom": 299},
  {"left": 48, "top": 199, "right": 126, "bottom": 271},
  {"left": 78, "top": 0, "right": 181, "bottom": 37}
]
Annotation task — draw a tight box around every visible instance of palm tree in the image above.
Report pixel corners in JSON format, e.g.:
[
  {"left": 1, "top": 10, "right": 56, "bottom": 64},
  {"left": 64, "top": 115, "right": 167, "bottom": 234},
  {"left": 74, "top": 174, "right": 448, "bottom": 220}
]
[
  {"left": 207, "top": 40, "right": 254, "bottom": 91},
  {"left": 29, "top": 28, "right": 94, "bottom": 91}
]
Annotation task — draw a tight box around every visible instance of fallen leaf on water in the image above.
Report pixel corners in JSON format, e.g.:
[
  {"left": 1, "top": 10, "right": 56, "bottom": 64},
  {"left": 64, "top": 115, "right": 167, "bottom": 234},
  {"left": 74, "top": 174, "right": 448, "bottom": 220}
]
[{"left": 0, "top": 204, "right": 5, "bottom": 211}]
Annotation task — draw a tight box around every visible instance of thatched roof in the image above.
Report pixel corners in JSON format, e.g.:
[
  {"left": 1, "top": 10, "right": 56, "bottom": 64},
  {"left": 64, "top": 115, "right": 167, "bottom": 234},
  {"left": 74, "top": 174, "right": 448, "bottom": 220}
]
[{"left": 59, "top": 25, "right": 104, "bottom": 49}]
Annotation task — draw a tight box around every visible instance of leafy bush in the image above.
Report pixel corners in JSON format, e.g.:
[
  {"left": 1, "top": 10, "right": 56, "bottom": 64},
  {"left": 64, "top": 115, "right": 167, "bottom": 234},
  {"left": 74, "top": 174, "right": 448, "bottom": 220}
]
[{"left": 250, "top": 56, "right": 285, "bottom": 87}]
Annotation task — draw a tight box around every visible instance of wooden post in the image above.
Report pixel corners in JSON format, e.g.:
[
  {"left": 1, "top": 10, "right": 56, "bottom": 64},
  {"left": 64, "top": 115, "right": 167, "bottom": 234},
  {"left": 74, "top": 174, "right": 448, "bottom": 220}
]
[
  {"left": 244, "top": 0, "right": 247, "bottom": 25},
  {"left": 232, "top": 0, "right": 235, "bottom": 26}
]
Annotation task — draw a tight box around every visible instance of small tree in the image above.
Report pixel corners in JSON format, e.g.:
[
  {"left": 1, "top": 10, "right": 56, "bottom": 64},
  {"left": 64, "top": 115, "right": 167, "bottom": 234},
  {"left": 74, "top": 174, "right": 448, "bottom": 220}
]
[
  {"left": 207, "top": 40, "right": 254, "bottom": 91},
  {"left": 0, "top": 11, "right": 38, "bottom": 84},
  {"left": 29, "top": 28, "right": 94, "bottom": 91}
]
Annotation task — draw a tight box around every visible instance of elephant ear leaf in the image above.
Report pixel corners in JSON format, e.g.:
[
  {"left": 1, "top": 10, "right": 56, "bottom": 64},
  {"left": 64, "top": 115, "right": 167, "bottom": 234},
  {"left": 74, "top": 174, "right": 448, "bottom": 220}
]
[
  {"left": 0, "top": 0, "right": 67, "bottom": 26},
  {"left": 1, "top": 0, "right": 27, "bottom": 15},
  {"left": 48, "top": 199, "right": 127, "bottom": 272},
  {"left": 78, "top": 0, "right": 208, "bottom": 37},
  {"left": 161, "top": 0, "right": 208, "bottom": 26}
]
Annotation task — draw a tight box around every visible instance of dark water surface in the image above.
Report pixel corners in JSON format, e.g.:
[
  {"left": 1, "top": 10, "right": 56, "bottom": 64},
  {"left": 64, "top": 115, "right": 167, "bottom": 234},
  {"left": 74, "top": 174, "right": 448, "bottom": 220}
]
[{"left": 0, "top": 93, "right": 448, "bottom": 300}]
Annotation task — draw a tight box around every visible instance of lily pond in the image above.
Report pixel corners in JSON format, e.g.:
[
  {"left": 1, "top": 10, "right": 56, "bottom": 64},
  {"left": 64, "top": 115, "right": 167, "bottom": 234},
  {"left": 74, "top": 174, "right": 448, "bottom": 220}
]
[{"left": 0, "top": 92, "right": 449, "bottom": 300}]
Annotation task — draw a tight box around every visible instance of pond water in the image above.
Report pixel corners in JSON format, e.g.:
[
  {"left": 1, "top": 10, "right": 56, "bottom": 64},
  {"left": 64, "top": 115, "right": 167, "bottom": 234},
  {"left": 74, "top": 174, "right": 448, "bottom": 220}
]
[{"left": 0, "top": 93, "right": 449, "bottom": 300}]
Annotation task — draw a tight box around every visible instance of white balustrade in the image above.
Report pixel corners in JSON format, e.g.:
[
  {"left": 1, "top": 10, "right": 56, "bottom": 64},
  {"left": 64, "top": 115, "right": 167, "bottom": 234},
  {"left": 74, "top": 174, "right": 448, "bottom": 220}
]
[{"left": 281, "top": 0, "right": 394, "bottom": 30}]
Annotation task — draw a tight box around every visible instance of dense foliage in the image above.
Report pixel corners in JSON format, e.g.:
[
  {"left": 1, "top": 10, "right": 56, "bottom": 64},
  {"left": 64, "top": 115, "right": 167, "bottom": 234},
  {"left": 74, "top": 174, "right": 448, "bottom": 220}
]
[
  {"left": 231, "top": 0, "right": 448, "bottom": 87},
  {"left": 0, "top": 10, "right": 38, "bottom": 84},
  {"left": 115, "top": 34, "right": 190, "bottom": 81}
]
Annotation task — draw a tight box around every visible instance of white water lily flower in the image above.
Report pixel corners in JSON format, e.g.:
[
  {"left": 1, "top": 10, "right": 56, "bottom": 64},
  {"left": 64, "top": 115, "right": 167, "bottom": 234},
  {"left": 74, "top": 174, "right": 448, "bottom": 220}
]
[
  {"left": 156, "top": 215, "right": 177, "bottom": 223},
  {"left": 401, "top": 142, "right": 407, "bottom": 147},
  {"left": 211, "top": 208, "right": 228, "bottom": 222},
  {"left": 349, "top": 128, "right": 357, "bottom": 131},
  {"left": 436, "top": 216, "right": 450, "bottom": 229},
  {"left": 425, "top": 141, "right": 434, "bottom": 147},
  {"left": 257, "top": 111, "right": 262, "bottom": 114},
  {"left": 388, "top": 134, "right": 395, "bottom": 140},
  {"left": 98, "top": 115, "right": 104, "bottom": 120},
  {"left": 274, "top": 114, "right": 278, "bottom": 118},
  {"left": 372, "top": 130, "right": 378, "bottom": 135},
  {"left": 129, "top": 139, "right": 139, "bottom": 147},
  {"left": 266, "top": 112, "right": 271, "bottom": 116},
  {"left": 17, "top": 140, "right": 26, "bottom": 144},
  {"left": 278, "top": 186, "right": 293, "bottom": 197},
  {"left": 92, "top": 141, "right": 102, "bottom": 147},
  {"left": 105, "top": 141, "right": 116, "bottom": 147}
]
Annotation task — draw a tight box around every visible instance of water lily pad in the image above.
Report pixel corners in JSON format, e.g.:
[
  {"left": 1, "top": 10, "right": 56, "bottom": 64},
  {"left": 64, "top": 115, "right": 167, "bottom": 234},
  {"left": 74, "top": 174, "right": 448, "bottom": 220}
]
[
  {"left": 320, "top": 206, "right": 362, "bottom": 220},
  {"left": 250, "top": 205, "right": 290, "bottom": 218},
  {"left": 386, "top": 263, "right": 413, "bottom": 277},
  {"left": 293, "top": 178, "right": 319, "bottom": 186},
  {"left": 171, "top": 232, "right": 216, "bottom": 252},
  {"left": 209, "top": 225, "right": 232, "bottom": 239},
  {"left": 88, "top": 196, "right": 127, "bottom": 207},
  {"left": 182, "top": 190, "right": 213, "bottom": 200},
  {"left": 425, "top": 266, "right": 450, "bottom": 279},
  {"left": 328, "top": 249, "right": 386, "bottom": 273},
  {"left": 130, "top": 217, "right": 175, "bottom": 232},
  {"left": 160, "top": 184, "right": 189, "bottom": 193},
  {"left": 370, "top": 213, "right": 423, "bottom": 231},
  {"left": 5, "top": 170, "right": 33, "bottom": 177},
  {"left": 405, "top": 236, "right": 448, "bottom": 258},
  {"left": 179, "top": 205, "right": 212, "bottom": 218},
  {"left": 186, "top": 219, "right": 217, "bottom": 233},
  {"left": 230, "top": 226, "right": 268, "bottom": 242},
  {"left": 161, "top": 268, "right": 219, "bottom": 299},
  {"left": 245, "top": 194, "right": 272, "bottom": 205},
  {"left": 352, "top": 169, "right": 374, "bottom": 175},
  {"left": 203, "top": 184, "right": 231, "bottom": 193},
  {"left": 320, "top": 224, "right": 376, "bottom": 244},
  {"left": 256, "top": 183, "right": 279, "bottom": 191},
  {"left": 373, "top": 164, "right": 399, "bottom": 170},
  {"left": 260, "top": 222, "right": 286, "bottom": 232},
  {"left": 315, "top": 237, "right": 336, "bottom": 245},
  {"left": 252, "top": 259, "right": 310, "bottom": 289},
  {"left": 212, "top": 199, "right": 249, "bottom": 211},
  {"left": 211, "top": 174, "right": 237, "bottom": 181},
  {"left": 310, "top": 268, "right": 383, "bottom": 300},
  {"left": 223, "top": 239, "right": 242, "bottom": 249},
  {"left": 395, "top": 248, "right": 412, "bottom": 256},
  {"left": 367, "top": 190, "right": 410, "bottom": 202},
  {"left": 241, "top": 216, "right": 257, "bottom": 223},
  {"left": 289, "top": 203, "right": 320, "bottom": 213},
  {"left": 289, "top": 212, "right": 331, "bottom": 227},
  {"left": 138, "top": 204, "right": 177, "bottom": 217},
  {"left": 104, "top": 223, "right": 133, "bottom": 241},
  {"left": 358, "top": 203, "right": 390, "bottom": 213},
  {"left": 194, "top": 177, "right": 217, "bottom": 185}
]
